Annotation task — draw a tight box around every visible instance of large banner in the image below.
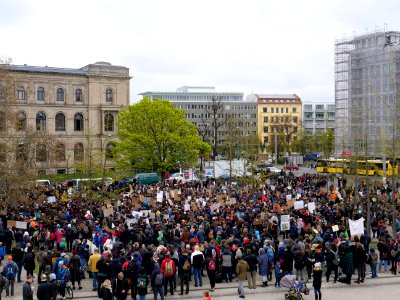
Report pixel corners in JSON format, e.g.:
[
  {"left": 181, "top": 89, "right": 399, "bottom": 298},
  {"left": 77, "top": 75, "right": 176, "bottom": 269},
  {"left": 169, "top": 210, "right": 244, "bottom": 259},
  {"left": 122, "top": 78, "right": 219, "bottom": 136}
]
[{"left": 349, "top": 217, "right": 365, "bottom": 236}]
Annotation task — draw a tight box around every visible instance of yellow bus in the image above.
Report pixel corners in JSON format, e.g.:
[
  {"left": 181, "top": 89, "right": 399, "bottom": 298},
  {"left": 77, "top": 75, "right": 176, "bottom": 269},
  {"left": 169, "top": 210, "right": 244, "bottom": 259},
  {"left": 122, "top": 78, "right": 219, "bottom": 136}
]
[{"left": 316, "top": 158, "right": 398, "bottom": 176}]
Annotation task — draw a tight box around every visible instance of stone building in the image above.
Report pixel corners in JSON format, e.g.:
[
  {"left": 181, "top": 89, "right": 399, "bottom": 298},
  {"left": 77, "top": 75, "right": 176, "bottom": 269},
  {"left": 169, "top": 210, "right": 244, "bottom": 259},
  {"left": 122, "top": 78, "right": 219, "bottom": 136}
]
[{"left": 7, "top": 61, "right": 130, "bottom": 174}]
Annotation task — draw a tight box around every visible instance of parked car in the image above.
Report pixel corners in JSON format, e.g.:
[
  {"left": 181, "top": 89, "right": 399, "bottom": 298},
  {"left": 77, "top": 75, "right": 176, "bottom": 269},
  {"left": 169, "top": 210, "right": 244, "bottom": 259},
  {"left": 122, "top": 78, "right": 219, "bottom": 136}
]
[
  {"left": 167, "top": 172, "right": 199, "bottom": 182},
  {"left": 267, "top": 167, "right": 282, "bottom": 173},
  {"left": 284, "top": 165, "right": 299, "bottom": 171},
  {"left": 134, "top": 173, "right": 159, "bottom": 185}
]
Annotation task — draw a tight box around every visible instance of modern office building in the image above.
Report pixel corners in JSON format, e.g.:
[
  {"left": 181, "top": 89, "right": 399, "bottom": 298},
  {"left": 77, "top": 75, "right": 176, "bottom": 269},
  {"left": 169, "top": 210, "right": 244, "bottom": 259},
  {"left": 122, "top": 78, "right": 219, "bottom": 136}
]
[
  {"left": 4, "top": 61, "right": 130, "bottom": 174},
  {"left": 335, "top": 30, "right": 400, "bottom": 156},
  {"left": 302, "top": 103, "right": 335, "bottom": 134},
  {"left": 140, "top": 87, "right": 257, "bottom": 149},
  {"left": 247, "top": 94, "right": 302, "bottom": 152}
]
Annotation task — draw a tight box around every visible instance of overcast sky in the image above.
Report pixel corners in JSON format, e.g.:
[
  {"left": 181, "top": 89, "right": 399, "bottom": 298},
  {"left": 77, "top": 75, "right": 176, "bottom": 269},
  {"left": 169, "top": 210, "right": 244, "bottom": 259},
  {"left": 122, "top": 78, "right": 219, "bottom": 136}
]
[{"left": 1, "top": 0, "right": 399, "bottom": 104}]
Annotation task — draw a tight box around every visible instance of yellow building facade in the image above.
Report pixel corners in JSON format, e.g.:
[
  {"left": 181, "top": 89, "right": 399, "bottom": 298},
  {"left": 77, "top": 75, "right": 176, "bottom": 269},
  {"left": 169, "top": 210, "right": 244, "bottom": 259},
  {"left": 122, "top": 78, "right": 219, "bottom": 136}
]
[{"left": 248, "top": 94, "right": 302, "bottom": 154}]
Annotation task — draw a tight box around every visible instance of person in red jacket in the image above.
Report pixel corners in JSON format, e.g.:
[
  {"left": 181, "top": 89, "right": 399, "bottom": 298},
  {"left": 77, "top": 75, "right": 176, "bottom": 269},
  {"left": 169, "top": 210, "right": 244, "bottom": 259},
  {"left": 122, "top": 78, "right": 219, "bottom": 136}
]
[{"left": 160, "top": 252, "right": 176, "bottom": 296}]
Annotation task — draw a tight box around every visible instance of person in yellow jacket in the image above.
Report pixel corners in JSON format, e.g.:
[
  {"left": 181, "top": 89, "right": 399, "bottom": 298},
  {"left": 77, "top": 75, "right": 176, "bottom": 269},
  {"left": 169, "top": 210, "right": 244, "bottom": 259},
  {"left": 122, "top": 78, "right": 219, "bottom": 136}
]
[
  {"left": 88, "top": 248, "right": 102, "bottom": 291},
  {"left": 236, "top": 254, "right": 249, "bottom": 298}
]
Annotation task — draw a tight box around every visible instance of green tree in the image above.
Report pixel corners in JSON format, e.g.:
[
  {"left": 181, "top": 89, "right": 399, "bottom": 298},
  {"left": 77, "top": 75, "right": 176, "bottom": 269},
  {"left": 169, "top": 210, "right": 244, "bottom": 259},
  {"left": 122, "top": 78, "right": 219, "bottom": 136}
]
[
  {"left": 115, "top": 97, "right": 210, "bottom": 177},
  {"left": 315, "top": 129, "right": 335, "bottom": 158}
]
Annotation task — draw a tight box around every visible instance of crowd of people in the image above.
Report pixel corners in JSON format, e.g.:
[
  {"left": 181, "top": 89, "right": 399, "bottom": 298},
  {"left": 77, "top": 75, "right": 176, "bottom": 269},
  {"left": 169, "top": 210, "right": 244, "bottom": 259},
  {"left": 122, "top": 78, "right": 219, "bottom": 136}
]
[{"left": 0, "top": 170, "right": 399, "bottom": 300}]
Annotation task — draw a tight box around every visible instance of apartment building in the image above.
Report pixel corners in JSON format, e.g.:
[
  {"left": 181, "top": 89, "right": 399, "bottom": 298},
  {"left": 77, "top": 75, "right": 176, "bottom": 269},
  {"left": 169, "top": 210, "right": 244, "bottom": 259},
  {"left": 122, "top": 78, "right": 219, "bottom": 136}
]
[{"left": 303, "top": 103, "right": 335, "bottom": 134}]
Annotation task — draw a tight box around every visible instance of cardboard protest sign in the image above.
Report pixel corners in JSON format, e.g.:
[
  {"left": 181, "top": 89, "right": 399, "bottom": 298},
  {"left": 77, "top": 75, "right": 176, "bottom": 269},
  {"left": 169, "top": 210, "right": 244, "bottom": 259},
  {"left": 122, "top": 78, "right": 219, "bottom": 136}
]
[
  {"left": 139, "top": 195, "right": 145, "bottom": 203},
  {"left": 229, "top": 198, "right": 237, "bottom": 205},
  {"left": 294, "top": 200, "right": 304, "bottom": 210},
  {"left": 253, "top": 219, "right": 263, "bottom": 225},
  {"left": 7, "top": 220, "right": 16, "bottom": 229},
  {"left": 287, "top": 199, "right": 295, "bottom": 208},
  {"left": 216, "top": 195, "right": 223, "bottom": 202},
  {"left": 332, "top": 225, "right": 339, "bottom": 232},
  {"left": 281, "top": 215, "right": 290, "bottom": 231},
  {"left": 149, "top": 213, "right": 156, "bottom": 219},
  {"left": 103, "top": 207, "right": 114, "bottom": 217}
]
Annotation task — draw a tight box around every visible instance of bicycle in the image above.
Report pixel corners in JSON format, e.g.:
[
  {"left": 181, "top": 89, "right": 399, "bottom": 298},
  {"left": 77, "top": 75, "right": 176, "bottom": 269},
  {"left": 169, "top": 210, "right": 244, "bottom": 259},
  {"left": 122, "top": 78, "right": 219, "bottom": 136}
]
[{"left": 65, "top": 281, "right": 74, "bottom": 299}]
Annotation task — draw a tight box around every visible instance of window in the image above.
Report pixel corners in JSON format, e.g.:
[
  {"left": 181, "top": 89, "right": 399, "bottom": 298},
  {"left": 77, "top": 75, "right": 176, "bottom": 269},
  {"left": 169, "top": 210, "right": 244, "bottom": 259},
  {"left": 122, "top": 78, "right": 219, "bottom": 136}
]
[
  {"left": 106, "top": 142, "right": 115, "bottom": 159},
  {"left": 106, "top": 88, "right": 113, "bottom": 102},
  {"left": 0, "top": 144, "right": 5, "bottom": 162},
  {"left": 281, "top": 107, "right": 284, "bottom": 113},
  {"left": 36, "top": 144, "right": 47, "bottom": 162},
  {"left": 16, "top": 143, "right": 28, "bottom": 162},
  {"left": 286, "top": 107, "right": 289, "bottom": 113},
  {"left": 74, "top": 113, "right": 84, "bottom": 131},
  {"left": 104, "top": 113, "right": 114, "bottom": 131},
  {"left": 17, "top": 86, "right": 25, "bottom": 100},
  {"left": 56, "top": 88, "right": 64, "bottom": 101},
  {"left": 272, "top": 108, "right": 274, "bottom": 113},
  {"left": 16, "top": 111, "right": 27, "bottom": 130},
  {"left": 75, "top": 89, "right": 83, "bottom": 102},
  {"left": 37, "top": 87, "right": 45, "bottom": 101},
  {"left": 57, "top": 169, "right": 66, "bottom": 174},
  {"left": 74, "top": 143, "right": 84, "bottom": 162},
  {"left": 55, "top": 143, "right": 66, "bottom": 161},
  {"left": 292, "top": 107, "right": 297, "bottom": 113},
  {"left": 293, "top": 117, "right": 298, "bottom": 123},
  {"left": 263, "top": 126, "right": 268, "bottom": 133},
  {"left": 0, "top": 112, "right": 5, "bottom": 131},
  {"left": 55, "top": 113, "right": 65, "bottom": 131},
  {"left": 263, "top": 116, "right": 268, "bottom": 123},
  {"left": 263, "top": 107, "right": 267, "bottom": 113},
  {"left": 36, "top": 112, "right": 46, "bottom": 131}
]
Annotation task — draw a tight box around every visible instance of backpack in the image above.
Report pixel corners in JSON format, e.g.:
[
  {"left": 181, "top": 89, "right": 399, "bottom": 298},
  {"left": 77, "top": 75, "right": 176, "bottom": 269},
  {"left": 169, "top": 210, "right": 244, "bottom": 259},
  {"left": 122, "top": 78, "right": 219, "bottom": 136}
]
[
  {"left": 182, "top": 258, "right": 191, "bottom": 271},
  {"left": 137, "top": 276, "right": 147, "bottom": 289},
  {"left": 207, "top": 259, "right": 216, "bottom": 271},
  {"left": 333, "top": 251, "right": 340, "bottom": 266},
  {"left": 267, "top": 248, "right": 275, "bottom": 263},
  {"left": 155, "top": 272, "right": 164, "bottom": 286},
  {"left": 128, "top": 258, "right": 140, "bottom": 274},
  {"left": 294, "top": 249, "right": 304, "bottom": 263},
  {"left": 5, "top": 264, "right": 15, "bottom": 279},
  {"left": 391, "top": 244, "right": 399, "bottom": 257},
  {"left": 164, "top": 261, "right": 173, "bottom": 276}
]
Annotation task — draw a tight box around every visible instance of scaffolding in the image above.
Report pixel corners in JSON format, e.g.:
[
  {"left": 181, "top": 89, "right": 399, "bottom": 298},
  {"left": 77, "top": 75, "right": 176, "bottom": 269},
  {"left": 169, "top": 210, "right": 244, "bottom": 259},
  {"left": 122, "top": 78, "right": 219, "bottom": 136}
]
[{"left": 334, "top": 29, "right": 400, "bottom": 157}]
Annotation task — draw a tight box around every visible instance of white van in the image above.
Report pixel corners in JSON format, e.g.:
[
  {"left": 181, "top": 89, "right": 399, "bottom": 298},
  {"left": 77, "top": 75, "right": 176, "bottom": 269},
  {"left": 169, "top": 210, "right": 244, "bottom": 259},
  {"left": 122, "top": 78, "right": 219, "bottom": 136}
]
[{"left": 35, "top": 179, "right": 51, "bottom": 187}]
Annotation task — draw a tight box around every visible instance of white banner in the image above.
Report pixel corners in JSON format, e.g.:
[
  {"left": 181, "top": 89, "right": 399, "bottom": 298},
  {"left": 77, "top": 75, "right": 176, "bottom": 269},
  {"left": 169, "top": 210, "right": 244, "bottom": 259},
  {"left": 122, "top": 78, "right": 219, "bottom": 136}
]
[
  {"left": 281, "top": 215, "right": 290, "bottom": 231},
  {"left": 308, "top": 202, "right": 316, "bottom": 213},
  {"left": 349, "top": 217, "right": 365, "bottom": 236},
  {"left": 294, "top": 200, "right": 304, "bottom": 210}
]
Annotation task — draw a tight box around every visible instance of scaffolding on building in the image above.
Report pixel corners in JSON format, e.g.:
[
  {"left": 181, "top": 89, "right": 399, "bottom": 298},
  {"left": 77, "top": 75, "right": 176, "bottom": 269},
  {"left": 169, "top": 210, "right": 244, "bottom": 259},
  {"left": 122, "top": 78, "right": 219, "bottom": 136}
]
[{"left": 334, "top": 29, "right": 400, "bottom": 158}]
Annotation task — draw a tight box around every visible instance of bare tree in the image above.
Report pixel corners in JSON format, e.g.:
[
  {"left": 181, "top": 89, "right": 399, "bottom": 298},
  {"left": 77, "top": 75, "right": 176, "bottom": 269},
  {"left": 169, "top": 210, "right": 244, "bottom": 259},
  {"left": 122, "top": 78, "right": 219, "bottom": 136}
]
[{"left": 201, "top": 96, "right": 226, "bottom": 159}]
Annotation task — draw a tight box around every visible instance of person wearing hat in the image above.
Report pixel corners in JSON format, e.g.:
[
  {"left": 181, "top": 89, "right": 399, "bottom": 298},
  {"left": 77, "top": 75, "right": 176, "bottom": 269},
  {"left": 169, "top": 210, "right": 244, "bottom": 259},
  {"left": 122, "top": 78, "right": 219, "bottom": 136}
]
[
  {"left": 2, "top": 255, "right": 19, "bottom": 297},
  {"left": 37, "top": 273, "right": 53, "bottom": 300},
  {"left": 313, "top": 262, "right": 322, "bottom": 300}
]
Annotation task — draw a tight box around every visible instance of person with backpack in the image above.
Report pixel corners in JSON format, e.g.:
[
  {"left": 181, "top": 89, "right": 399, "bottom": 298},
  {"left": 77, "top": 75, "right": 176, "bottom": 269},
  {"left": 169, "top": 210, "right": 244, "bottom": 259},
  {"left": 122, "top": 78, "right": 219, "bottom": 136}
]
[
  {"left": 178, "top": 248, "right": 191, "bottom": 295},
  {"left": 205, "top": 248, "right": 218, "bottom": 292},
  {"left": 136, "top": 268, "right": 149, "bottom": 300},
  {"left": 11, "top": 244, "right": 24, "bottom": 283},
  {"left": 151, "top": 263, "right": 164, "bottom": 300},
  {"left": 325, "top": 243, "right": 339, "bottom": 283},
  {"left": 368, "top": 248, "right": 379, "bottom": 278},
  {"left": 160, "top": 252, "right": 176, "bottom": 296},
  {"left": 2, "top": 255, "right": 18, "bottom": 297},
  {"left": 56, "top": 261, "right": 70, "bottom": 300},
  {"left": 389, "top": 239, "right": 399, "bottom": 275},
  {"left": 113, "top": 271, "right": 130, "bottom": 300},
  {"left": 293, "top": 247, "right": 305, "bottom": 281},
  {"left": 126, "top": 253, "right": 141, "bottom": 300}
]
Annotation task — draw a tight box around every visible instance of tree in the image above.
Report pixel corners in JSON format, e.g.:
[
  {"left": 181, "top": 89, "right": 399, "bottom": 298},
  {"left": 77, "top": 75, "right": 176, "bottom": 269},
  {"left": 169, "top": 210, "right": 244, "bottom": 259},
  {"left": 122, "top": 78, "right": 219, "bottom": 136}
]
[
  {"left": 201, "top": 96, "right": 226, "bottom": 159},
  {"left": 115, "top": 97, "right": 210, "bottom": 177},
  {"left": 315, "top": 129, "right": 335, "bottom": 158}
]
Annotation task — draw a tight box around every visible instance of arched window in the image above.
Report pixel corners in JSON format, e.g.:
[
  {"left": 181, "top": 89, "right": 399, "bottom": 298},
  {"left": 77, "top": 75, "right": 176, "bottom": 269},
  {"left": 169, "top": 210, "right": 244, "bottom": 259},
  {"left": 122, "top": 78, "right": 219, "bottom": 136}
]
[
  {"left": 17, "top": 86, "right": 25, "bottom": 100},
  {"left": 74, "top": 143, "right": 84, "bottom": 162},
  {"left": 106, "top": 142, "right": 115, "bottom": 159},
  {"left": 0, "top": 112, "right": 5, "bottom": 131},
  {"left": 106, "top": 88, "right": 113, "bottom": 102},
  {"left": 75, "top": 89, "right": 82, "bottom": 102},
  {"left": 16, "top": 143, "right": 28, "bottom": 162},
  {"left": 36, "top": 112, "right": 46, "bottom": 131},
  {"left": 56, "top": 88, "right": 64, "bottom": 101},
  {"left": 55, "top": 143, "right": 66, "bottom": 161},
  {"left": 74, "top": 113, "right": 84, "bottom": 131},
  {"left": 55, "top": 112, "right": 65, "bottom": 131},
  {"left": 37, "top": 87, "right": 45, "bottom": 101},
  {"left": 36, "top": 144, "right": 47, "bottom": 162},
  {"left": 0, "top": 144, "right": 5, "bottom": 162},
  {"left": 16, "top": 111, "right": 27, "bottom": 131},
  {"left": 104, "top": 113, "right": 114, "bottom": 131}
]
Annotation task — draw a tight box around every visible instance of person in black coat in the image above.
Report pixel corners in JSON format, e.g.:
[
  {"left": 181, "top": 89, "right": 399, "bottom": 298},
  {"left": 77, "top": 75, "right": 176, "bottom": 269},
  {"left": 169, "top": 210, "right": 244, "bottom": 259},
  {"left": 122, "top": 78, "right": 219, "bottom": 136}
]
[
  {"left": 313, "top": 262, "right": 323, "bottom": 300},
  {"left": 244, "top": 249, "right": 258, "bottom": 289},
  {"left": 178, "top": 249, "right": 191, "bottom": 295},
  {"left": 68, "top": 251, "right": 82, "bottom": 290},
  {"left": 36, "top": 274, "right": 53, "bottom": 300},
  {"left": 282, "top": 246, "right": 294, "bottom": 275},
  {"left": 113, "top": 272, "right": 130, "bottom": 300}
]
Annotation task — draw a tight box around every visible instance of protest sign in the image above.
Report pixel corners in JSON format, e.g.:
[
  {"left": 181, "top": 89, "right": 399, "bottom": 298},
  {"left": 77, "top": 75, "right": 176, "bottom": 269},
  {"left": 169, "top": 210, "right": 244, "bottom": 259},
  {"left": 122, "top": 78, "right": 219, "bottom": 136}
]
[
  {"left": 102, "top": 207, "right": 114, "bottom": 217},
  {"left": 308, "top": 202, "right": 316, "bottom": 213},
  {"left": 47, "top": 196, "right": 56, "bottom": 204},
  {"left": 294, "top": 200, "right": 304, "bottom": 210},
  {"left": 157, "top": 192, "right": 163, "bottom": 202},
  {"left": 281, "top": 215, "right": 290, "bottom": 231},
  {"left": 332, "top": 225, "right": 339, "bottom": 232},
  {"left": 287, "top": 199, "right": 295, "bottom": 208},
  {"left": 349, "top": 217, "right": 365, "bottom": 236}
]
